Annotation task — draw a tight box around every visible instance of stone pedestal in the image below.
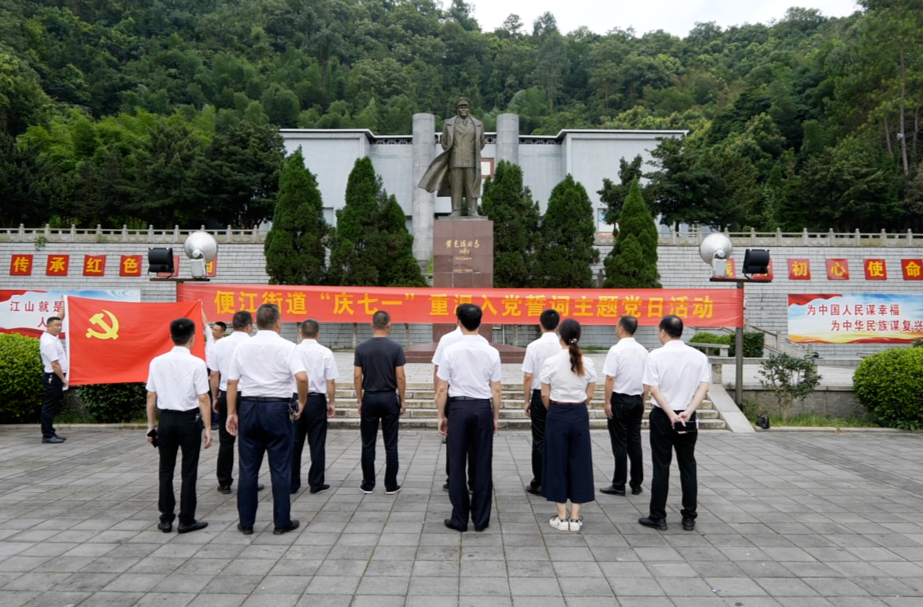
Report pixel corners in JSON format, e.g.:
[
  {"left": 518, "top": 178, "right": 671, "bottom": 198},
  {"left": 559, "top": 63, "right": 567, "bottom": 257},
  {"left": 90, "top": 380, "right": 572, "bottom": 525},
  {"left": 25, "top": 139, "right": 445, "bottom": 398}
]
[{"left": 404, "top": 218, "right": 525, "bottom": 363}]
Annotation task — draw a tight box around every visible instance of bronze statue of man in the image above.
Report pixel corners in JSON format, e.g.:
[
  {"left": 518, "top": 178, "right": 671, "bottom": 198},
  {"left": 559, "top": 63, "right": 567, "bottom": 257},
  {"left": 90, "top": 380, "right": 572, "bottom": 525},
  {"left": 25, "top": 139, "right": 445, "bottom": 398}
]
[{"left": 418, "top": 98, "right": 486, "bottom": 217}]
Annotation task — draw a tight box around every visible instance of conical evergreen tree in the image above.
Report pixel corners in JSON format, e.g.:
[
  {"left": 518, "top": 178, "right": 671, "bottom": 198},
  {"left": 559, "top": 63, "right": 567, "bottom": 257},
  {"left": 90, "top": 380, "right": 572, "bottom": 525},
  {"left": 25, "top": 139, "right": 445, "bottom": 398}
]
[
  {"left": 328, "top": 156, "right": 426, "bottom": 286},
  {"left": 328, "top": 157, "right": 382, "bottom": 286},
  {"left": 603, "top": 178, "right": 661, "bottom": 288},
  {"left": 264, "top": 148, "right": 328, "bottom": 285},
  {"left": 376, "top": 193, "right": 427, "bottom": 287},
  {"left": 481, "top": 161, "right": 541, "bottom": 287},
  {"left": 537, "top": 174, "right": 599, "bottom": 288}
]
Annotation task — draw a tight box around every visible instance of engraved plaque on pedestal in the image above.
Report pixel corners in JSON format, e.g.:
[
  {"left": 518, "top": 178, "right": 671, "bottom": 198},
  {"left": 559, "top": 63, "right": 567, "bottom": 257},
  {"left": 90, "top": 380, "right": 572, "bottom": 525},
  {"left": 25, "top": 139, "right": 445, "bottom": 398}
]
[{"left": 432, "top": 219, "right": 493, "bottom": 343}]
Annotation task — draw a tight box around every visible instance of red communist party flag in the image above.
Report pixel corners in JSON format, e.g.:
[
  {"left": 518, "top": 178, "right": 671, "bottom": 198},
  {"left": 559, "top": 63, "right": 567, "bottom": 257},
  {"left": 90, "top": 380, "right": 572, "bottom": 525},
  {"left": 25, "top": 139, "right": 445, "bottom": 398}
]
[{"left": 66, "top": 296, "right": 206, "bottom": 386}]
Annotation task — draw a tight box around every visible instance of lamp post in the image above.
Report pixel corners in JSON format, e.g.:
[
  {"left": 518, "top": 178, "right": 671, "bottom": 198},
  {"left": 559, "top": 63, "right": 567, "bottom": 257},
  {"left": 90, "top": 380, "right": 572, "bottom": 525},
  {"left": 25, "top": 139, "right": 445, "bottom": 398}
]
[{"left": 699, "top": 234, "right": 771, "bottom": 407}]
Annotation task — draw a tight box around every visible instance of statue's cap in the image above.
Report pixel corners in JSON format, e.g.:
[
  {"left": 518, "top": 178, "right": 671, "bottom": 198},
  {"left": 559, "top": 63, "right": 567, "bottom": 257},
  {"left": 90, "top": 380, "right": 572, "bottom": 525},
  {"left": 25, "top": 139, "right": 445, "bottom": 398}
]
[{"left": 456, "top": 97, "right": 471, "bottom": 107}]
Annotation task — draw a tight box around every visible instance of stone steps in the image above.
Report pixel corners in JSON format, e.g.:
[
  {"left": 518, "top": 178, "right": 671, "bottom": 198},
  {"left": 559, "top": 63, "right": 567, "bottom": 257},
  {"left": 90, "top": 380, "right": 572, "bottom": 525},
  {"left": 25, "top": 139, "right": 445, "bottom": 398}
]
[{"left": 327, "top": 417, "right": 727, "bottom": 431}]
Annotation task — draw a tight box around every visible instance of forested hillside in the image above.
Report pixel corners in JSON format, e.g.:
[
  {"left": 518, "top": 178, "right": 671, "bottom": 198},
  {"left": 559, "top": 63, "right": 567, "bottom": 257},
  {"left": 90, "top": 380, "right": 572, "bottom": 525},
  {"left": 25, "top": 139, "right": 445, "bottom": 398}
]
[{"left": 1, "top": 0, "right": 922, "bottom": 232}]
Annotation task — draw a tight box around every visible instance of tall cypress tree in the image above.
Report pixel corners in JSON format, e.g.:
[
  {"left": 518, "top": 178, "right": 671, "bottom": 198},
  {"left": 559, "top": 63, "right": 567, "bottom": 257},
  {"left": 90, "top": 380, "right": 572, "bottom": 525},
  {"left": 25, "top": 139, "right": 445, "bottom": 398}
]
[
  {"left": 264, "top": 148, "right": 328, "bottom": 285},
  {"left": 537, "top": 174, "right": 599, "bottom": 288},
  {"left": 481, "top": 161, "right": 541, "bottom": 287},
  {"left": 328, "top": 156, "right": 426, "bottom": 286},
  {"left": 604, "top": 178, "right": 661, "bottom": 288}
]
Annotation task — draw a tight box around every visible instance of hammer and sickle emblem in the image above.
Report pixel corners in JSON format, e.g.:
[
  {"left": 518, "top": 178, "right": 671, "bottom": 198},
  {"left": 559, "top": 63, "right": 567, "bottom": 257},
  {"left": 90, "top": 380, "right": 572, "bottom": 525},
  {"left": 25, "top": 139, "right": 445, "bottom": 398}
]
[{"left": 86, "top": 310, "right": 120, "bottom": 340}]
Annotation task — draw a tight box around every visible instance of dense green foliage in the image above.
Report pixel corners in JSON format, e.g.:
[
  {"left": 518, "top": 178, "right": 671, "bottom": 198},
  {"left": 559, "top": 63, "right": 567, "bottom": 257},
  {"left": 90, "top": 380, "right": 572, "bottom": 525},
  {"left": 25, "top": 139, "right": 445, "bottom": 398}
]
[
  {"left": 79, "top": 383, "right": 147, "bottom": 423},
  {"left": 1, "top": 0, "right": 923, "bottom": 232},
  {"left": 265, "top": 148, "right": 329, "bottom": 285},
  {"left": 688, "top": 331, "right": 764, "bottom": 357},
  {"left": 0, "top": 334, "right": 43, "bottom": 423},
  {"left": 604, "top": 179, "right": 660, "bottom": 288},
  {"left": 854, "top": 347, "right": 923, "bottom": 430},
  {"left": 328, "top": 157, "right": 426, "bottom": 287},
  {"left": 537, "top": 175, "right": 599, "bottom": 288},
  {"left": 481, "top": 161, "right": 541, "bottom": 287}
]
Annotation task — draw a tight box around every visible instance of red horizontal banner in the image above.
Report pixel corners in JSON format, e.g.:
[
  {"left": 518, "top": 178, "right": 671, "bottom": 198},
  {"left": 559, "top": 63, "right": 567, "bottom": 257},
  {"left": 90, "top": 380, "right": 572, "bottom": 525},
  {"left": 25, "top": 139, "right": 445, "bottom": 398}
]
[{"left": 178, "top": 284, "right": 744, "bottom": 327}]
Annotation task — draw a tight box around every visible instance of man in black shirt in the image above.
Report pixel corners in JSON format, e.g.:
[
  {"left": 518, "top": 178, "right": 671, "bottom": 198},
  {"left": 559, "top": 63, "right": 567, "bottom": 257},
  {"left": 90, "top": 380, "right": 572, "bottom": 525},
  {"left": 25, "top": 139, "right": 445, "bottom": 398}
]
[{"left": 354, "top": 310, "right": 407, "bottom": 494}]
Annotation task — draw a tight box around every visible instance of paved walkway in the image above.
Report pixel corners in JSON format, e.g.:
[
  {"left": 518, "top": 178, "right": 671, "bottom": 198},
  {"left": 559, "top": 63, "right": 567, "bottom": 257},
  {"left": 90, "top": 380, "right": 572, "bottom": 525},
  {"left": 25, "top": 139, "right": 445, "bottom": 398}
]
[{"left": 2, "top": 427, "right": 921, "bottom": 607}]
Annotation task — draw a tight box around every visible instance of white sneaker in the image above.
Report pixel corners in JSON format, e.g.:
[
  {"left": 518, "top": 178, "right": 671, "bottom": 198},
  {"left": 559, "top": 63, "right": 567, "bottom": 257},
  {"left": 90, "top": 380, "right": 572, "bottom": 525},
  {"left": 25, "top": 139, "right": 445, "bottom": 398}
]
[
  {"left": 549, "top": 516, "right": 570, "bottom": 531},
  {"left": 569, "top": 517, "right": 583, "bottom": 532}
]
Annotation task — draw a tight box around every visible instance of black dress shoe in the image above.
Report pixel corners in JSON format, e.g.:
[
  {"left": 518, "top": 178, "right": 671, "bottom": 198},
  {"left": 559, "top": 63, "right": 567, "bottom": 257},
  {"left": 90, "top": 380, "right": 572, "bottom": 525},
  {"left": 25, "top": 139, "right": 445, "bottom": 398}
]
[
  {"left": 257, "top": 484, "right": 265, "bottom": 491},
  {"left": 525, "top": 485, "right": 541, "bottom": 495},
  {"left": 53, "top": 434, "right": 66, "bottom": 441},
  {"left": 442, "top": 483, "right": 449, "bottom": 492},
  {"left": 178, "top": 521, "right": 208, "bottom": 534},
  {"left": 474, "top": 523, "right": 489, "bottom": 532},
  {"left": 217, "top": 485, "right": 232, "bottom": 495},
  {"left": 157, "top": 521, "right": 172, "bottom": 533},
  {"left": 290, "top": 486, "right": 301, "bottom": 495},
  {"left": 273, "top": 520, "right": 300, "bottom": 535},
  {"left": 42, "top": 436, "right": 65, "bottom": 444},
  {"left": 639, "top": 517, "right": 668, "bottom": 531},
  {"left": 682, "top": 518, "right": 696, "bottom": 531},
  {"left": 237, "top": 523, "right": 253, "bottom": 535},
  {"left": 631, "top": 486, "right": 643, "bottom": 495},
  {"left": 600, "top": 485, "right": 625, "bottom": 496},
  {"left": 310, "top": 484, "right": 330, "bottom": 494},
  {"left": 444, "top": 519, "right": 466, "bottom": 532}
]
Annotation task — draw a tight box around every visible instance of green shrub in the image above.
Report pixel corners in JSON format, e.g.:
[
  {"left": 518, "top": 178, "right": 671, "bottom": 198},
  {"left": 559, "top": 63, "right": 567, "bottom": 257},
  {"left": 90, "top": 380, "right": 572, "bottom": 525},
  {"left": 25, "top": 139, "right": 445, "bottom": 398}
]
[
  {"left": 854, "top": 347, "right": 923, "bottom": 430},
  {"left": 78, "top": 383, "right": 147, "bottom": 423},
  {"left": 913, "top": 338, "right": 923, "bottom": 348},
  {"left": 0, "top": 334, "right": 44, "bottom": 423},
  {"left": 688, "top": 332, "right": 731, "bottom": 355},
  {"left": 758, "top": 353, "right": 822, "bottom": 423},
  {"left": 729, "top": 332, "right": 765, "bottom": 358}
]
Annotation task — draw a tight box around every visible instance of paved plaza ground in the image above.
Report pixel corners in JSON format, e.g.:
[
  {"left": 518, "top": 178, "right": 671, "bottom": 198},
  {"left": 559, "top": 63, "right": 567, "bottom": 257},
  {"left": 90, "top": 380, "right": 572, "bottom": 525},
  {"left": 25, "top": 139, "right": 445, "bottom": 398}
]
[{"left": 2, "top": 426, "right": 922, "bottom": 607}]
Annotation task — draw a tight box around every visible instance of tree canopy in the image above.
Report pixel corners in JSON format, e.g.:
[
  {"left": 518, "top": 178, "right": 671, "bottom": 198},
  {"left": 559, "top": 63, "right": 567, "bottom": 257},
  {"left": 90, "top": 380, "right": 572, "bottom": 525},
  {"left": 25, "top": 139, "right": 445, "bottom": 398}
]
[{"left": 1, "top": 0, "right": 922, "bottom": 231}]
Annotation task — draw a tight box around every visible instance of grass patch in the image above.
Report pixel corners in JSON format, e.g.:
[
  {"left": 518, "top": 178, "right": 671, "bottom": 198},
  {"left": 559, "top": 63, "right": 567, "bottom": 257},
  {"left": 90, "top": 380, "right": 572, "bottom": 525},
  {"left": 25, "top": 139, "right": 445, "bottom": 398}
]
[{"left": 762, "top": 413, "right": 880, "bottom": 428}]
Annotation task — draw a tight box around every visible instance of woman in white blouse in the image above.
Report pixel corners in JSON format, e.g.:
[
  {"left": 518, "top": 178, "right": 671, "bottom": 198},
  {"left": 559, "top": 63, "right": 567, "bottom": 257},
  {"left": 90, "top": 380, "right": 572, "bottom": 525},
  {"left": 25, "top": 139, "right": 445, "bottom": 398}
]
[{"left": 539, "top": 319, "right": 597, "bottom": 531}]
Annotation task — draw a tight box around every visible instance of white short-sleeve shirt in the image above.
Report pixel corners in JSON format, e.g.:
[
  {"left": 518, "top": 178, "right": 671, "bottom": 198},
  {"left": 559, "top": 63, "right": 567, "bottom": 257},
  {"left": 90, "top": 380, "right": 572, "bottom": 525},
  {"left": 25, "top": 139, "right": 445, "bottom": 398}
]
[
  {"left": 601, "top": 337, "right": 649, "bottom": 396},
  {"left": 296, "top": 339, "right": 339, "bottom": 394},
  {"left": 204, "top": 328, "right": 217, "bottom": 370},
  {"left": 540, "top": 350, "right": 597, "bottom": 403},
  {"left": 522, "top": 332, "right": 561, "bottom": 391},
  {"left": 212, "top": 331, "right": 250, "bottom": 391},
  {"left": 437, "top": 335, "right": 501, "bottom": 399},
  {"left": 432, "top": 326, "right": 463, "bottom": 367},
  {"left": 146, "top": 346, "right": 210, "bottom": 411},
  {"left": 228, "top": 330, "right": 306, "bottom": 398},
  {"left": 643, "top": 340, "right": 711, "bottom": 412},
  {"left": 40, "top": 332, "right": 67, "bottom": 374}
]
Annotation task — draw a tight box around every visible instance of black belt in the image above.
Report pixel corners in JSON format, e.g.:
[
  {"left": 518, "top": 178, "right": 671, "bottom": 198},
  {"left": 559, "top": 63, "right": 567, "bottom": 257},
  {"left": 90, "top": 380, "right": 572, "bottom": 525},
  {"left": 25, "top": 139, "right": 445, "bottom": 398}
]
[
  {"left": 159, "top": 408, "right": 199, "bottom": 417},
  {"left": 364, "top": 390, "right": 395, "bottom": 394},
  {"left": 308, "top": 392, "right": 325, "bottom": 396},
  {"left": 244, "top": 397, "right": 291, "bottom": 403},
  {"left": 532, "top": 389, "right": 541, "bottom": 394},
  {"left": 449, "top": 396, "right": 488, "bottom": 402}
]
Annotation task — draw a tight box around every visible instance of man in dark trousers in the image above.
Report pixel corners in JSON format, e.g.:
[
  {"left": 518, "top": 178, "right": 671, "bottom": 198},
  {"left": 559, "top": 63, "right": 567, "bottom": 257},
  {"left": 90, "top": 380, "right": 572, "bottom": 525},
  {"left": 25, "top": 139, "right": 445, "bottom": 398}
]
[
  {"left": 39, "top": 315, "right": 67, "bottom": 444},
  {"left": 435, "top": 304, "right": 502, "bottom": 532},
  {"left": 291, "top": 319, "right": 338, "bottom": 495},
  {"left": 640, "top": 315, "right": 710, "bottom": 532},
  {"left": 146, "top": 317, "right": 211, "bottom": 534},
  {"left": 521, "top": 309, "right": 560, "bottom": 495},
  {"left": 600, "top": 315, "right": 650, "bottom": 497},
  {"left": 226, "top": 304, "right": 308, "bottom": 535},
  {"left": 210, "top": 311, "right": 264, "bottom": 495},
  {"left": 354, "top": 310, "right": 406, "bottom": 494}
]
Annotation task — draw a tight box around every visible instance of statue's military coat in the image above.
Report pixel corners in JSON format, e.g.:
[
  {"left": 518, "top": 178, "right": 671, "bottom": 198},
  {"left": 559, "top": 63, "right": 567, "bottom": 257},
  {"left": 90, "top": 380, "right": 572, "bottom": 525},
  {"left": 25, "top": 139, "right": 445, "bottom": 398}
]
[{"left": 418, "top": 116, "right": 486, "bottom": 198}]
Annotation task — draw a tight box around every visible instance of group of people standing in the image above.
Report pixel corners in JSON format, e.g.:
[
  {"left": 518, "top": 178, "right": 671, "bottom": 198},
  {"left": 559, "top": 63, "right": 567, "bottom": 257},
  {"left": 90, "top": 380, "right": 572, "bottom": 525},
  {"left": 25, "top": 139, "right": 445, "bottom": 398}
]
[{"left": 141, "top": 302, "right": 711, "bottom": 536}]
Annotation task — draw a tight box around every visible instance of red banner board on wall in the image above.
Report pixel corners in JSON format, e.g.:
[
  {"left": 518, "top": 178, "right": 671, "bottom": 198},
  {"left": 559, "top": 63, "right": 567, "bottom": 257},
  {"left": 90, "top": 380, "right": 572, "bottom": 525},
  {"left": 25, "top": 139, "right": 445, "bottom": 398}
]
[{"left": 177, "top": 284, "right": 745, "bottom": 327}]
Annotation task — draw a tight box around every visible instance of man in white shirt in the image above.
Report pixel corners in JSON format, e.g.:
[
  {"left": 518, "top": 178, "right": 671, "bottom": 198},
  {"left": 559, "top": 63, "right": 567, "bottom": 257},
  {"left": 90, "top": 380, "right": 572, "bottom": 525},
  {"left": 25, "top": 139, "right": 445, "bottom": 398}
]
[
  {"left": 226, "top": 304, "right": 308, "bottom": 536},
  {"left": 39, "top": 315, "right": 68, "bottom": 444},
  {"left": 640, "top": 315, "right": 710, "bottom": 532},
  {"left": 521, "top": 309, "right": 561, "bottom": 495},
  {"left": 435, "top": 304, "right": 502, "bottom": 532},
  {"left": 291, "top": 319, "right": 338, "bottom": 495},
  {"left": 600, "top": 315, "right": 649, "bottom": 497},
  {"left": 210, "top": 311, "right": 259, "bottom": 495},
  {"left": 433, "top": 314, "right": 464, "bottom": 490},
  {"left": 203, "top": 313, "right": 226, "bottom": 430},
  {"left": 145, "top": 317, "right": 212, "bottom": 534}
]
